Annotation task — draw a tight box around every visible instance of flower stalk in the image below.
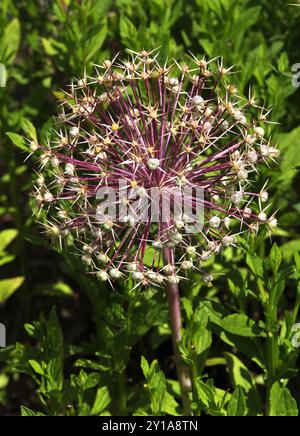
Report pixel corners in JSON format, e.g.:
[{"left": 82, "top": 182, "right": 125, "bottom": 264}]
[{"left": 162, "top": 246, "right": 191, "bottom": 415}]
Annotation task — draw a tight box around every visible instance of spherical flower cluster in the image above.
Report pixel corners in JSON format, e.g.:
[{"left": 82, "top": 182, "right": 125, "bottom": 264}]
[{"left": 33, "top": 49, "right": 278, "bottom": 287}]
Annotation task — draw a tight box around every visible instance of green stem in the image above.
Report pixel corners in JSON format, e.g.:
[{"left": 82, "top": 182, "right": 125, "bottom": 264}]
[
  {"left": 292, "top": 285, "right": 300, "bottom": 324},
  {"left": 265, "top": 291, "right": 278, "bottom": 416},
  {"left": 189, "top": 359, "right": 201, "bottom": 416},
  {"left": 117, "top": 371, "right": 127, "bottom": 416}
]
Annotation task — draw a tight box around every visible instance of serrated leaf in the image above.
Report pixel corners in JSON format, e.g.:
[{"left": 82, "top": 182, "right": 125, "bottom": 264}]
[
  {"left": 194, "top": 379, "right": 215, "bottom": 408},
  {"left": 20, "top": 406, "right": 45, "bottom": 416},
  {"left": 46, "top": 309, "right": 64, "bottom": 391},
  {"left": 120, "top": 16, "right": 138, "bottom": 48},
  {"left": 182, "top": 297, "right": 193, "bottom": 320},
  {"left": 91, "top": 386, "right": 110, "bottom": 415},
  {"left": 83, "top": 372, "right": 101, "bottom": 390},
  {"left": 219, "top": 314, "right": 264, "bottom": 337},
  {"left": 269, "top": 382, "right": 298, "bottom": 416},
  {"left": 227, "top": 386, "right": 246, "bottom": 416},
  {"left": 141, "top": 356, "right": 166, "bottom": 414},
  {"left": 224, "top": 353, "right": 254, "bottom": 392}
]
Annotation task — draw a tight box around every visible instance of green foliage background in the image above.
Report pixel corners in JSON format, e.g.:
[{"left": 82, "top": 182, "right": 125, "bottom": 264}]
[{"left": 0, "top": 0, "right": 300, "bottom": 416}]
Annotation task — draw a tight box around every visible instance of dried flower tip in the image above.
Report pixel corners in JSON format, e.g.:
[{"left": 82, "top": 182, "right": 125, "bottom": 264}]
[
  {"left": 127, "top": 262, "right": 138, "bottom": 272},
  {"left": 36, "top": 175, "right": 45, "bottom": 187},
  {"left": 70, "top": 126, "right": 80, "bottom": 137},
  {"left": 231, "top": 190, "right": 244, "bottom": 205},
  {"left": 97, "top": 271, "right": 109, "bottom": 282},
  {"left": 82, "top": 244, "right": 93, "bottom": 254},
  {"left": 243, "top": 207, "right": 252, "bottom": 218},
  {"left": 43, "top": 192, "right": 54, "bottom": 203},
  {"left": 224, "top": 217, "right": 231, "bottom": 229},
  {"left": 259, "top": 191, "right": 269, "bottom": 203},
  {"left": 222, "top": 235, "right": 236, "bottom": 247},
  {"left": 147, "top": 158, "right": 160, "bottom": 171},
  {"left": 209, "top": 216, "right": 221, "bottom": 228},
  {"left": 192, "top": 95, "right": 205, "bottom": 107},
  {"left": 268, "top": 218, "right": 278, "bottom": 229},
  {"left": 202, "top": 273, "right": 213, "bottom": 284},
  {"left": 82, "top": 255, "right": 92, "bottom": 266},
  {"left": 186, "top": 246, "right": 197, "bottom": 258},
  {"left": 245, "top": 134, "right": 256, "bottom": 145},
  {"left": 180, "top": 260, "right": 193, "bottom": 270},
  {"left": 109, "top": 268, "right": 123, "bottom": 280},
  {"left": 57, "top": 209, "right": 68, "bottom": 220},
  {"left": 97, "top": 253, "right": 110, "bottom": 264},
  {"left": 132, "top": 271, "right": 144, "bottom": 281},
  {"left": 254, "top": 126, "right": 265, "bottom": 138},
  {"left": 247, "top": 151, "right": 258, "bottom": 164},
  {"left": 258, "top": 211, "right": 267, "bottom": 222},
  {"left": 167, "top": 275, "right": 180, "bottom": 284},
  {"left": 30, "top": 141, "right": 39, "bottom": 152}
]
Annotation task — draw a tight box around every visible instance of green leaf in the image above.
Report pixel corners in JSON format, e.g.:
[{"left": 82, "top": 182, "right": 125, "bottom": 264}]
[
  {"left": 194, "top": 379, "right": 215, "bottom": 408},
  {"left": 85, "top": 19, "right": 108, "bottom": 61},
  {"left": 269, "top": 382, "right": 298, "bottom": 416},
  {"left": 21, "top": 118, "right": 37, "bottom": 143},
  {"left": 161, "top": 390, "right": 180, "bottom": 416},
  {"left": 0, "top": 254, "right": 15, "bottom": 267},
  {"left": 37, "top": 281, "right": 73, "bottom": 297},
  {"left": 141, "top": 356, "right": 166, "bottom": 414},
  {"left": 219, "top": 314, "right": 264, "bottom": 337},
  {"left": 227, "top": 386, "right": 246, "bottom": 416},
  {"left": 120, "top": 16, "right": 138, "bottom": 48},
  {"left": 269, "top": 243, "right": 282, "bottom": 275},
  {"left": 246, "top": 253, "right": 264, "bottom": 278},
  {"left": 182, "top": 297, "right": 193, "bottom": 320},
  {"left": 6, "top": 132, "right": 29, "bottom": 152},
  {"left": 0, "top": 276, "right": 24, "bottom": 303},
  {"left": 91, "top": 386, "right": 111, "bottom": 415},
  {"left": 74, "top": 359, "right": 109, "bottom": 372},
  {"left": 83, "top": 372, "right": 101, "bottom": 390},
  {"left": 277, "top": 127, "right": 300, "bottom": 187},
  {"left": 20, "top": 406, "right": 45, "bottom": 416},
  {"left": 41, "top": 37, "right": 59, "bottom": 56},
  {"left": 224, "top": 353, "right": 254, "bottom": 392},
  {"left": 0, "top": 229, "right": 18, "bottom": 252},
  {"left": 142, "top": 246, "right": 163, "bottom": 267},
  {"left": 51, "top": 282, "right": 73, "bottom": 296},
  {"left": 46, "top": 309, "right": 64, "bottom": 391},
  {"left": 2, "top": 18, "right": 21, "bottom": 64},
  {"left": 28, "top": 360, "right": 45, "bottom": 376},
  {"left": 141, "top": 355, "right": 150, "bottom": 376},
  {"left": 193, "top": 378, "right": 228, "bottom": 415}
]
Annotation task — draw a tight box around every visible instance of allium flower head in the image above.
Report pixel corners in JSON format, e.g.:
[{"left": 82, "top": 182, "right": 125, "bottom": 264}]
[{"left": 34, "top": 49, "right": 278, "bottom": 287}]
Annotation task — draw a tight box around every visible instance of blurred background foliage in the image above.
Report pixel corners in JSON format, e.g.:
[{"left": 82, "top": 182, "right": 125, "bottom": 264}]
[{"left": 0, "top": 0, "right": 300, "bottom": 416}]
